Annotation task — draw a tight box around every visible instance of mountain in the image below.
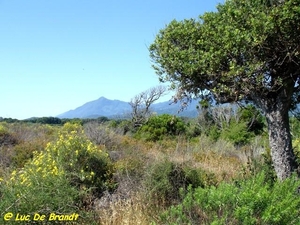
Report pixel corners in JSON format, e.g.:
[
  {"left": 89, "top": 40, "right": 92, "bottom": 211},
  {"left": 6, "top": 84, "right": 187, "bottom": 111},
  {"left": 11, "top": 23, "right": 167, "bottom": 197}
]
[
  {"left": 57, "top": 96, "right": 199, "bottom": 119},
  {"left": 57, "top": 97, "right": 131, "bottom": 119},
  {"left": 151, "top": 100, "right": 199, "bottom": 117}
]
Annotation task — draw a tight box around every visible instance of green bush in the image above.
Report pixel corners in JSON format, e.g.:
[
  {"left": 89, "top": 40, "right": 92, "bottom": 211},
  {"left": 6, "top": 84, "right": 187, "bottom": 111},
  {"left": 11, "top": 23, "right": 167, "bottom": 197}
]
[
  {"left": 144, "top": 160, "right": 217, "bottom": 208},
  {"left": 204, "top": 105, "right": 265, "bottom": 145},
  {"left": 158, "top": 172, "right": 300, "bottom": 225},
  {"left": 135, "top": 114, "right": 186, "bottom": 141},
  {"left": 208, "top": 124, "right": 221, "bottom": 141},
  {"left": 183, "top": 167, "right": 217, "bottom": 189},
  {"left": 0, "top": 123, "right": 115, "bottom": 223},
  {"left": 144, "top": 160, "right": 186, "bottom": 206},
  {"left": 220, "top": 120, "right": 252, "bottom": 145}
]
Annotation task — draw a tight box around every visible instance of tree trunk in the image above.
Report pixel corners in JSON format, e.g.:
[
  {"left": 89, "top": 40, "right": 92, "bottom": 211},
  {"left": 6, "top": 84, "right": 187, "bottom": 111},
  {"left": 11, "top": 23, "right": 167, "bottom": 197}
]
[
  {"left": 265, "top": 107, "right": 298, "bottom": 180},
  {"left": 253, "top": 77, "right": 298, "bottom": 180}
]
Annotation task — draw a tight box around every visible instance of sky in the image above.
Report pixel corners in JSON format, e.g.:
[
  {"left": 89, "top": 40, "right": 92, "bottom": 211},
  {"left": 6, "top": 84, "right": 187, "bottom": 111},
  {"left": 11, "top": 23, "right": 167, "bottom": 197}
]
[{"left": 0, "top": 0, "right": 223, "bottom": 119}]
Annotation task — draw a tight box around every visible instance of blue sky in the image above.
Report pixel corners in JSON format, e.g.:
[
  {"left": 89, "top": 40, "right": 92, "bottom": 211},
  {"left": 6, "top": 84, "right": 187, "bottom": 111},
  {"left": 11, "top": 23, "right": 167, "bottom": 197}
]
[{"left": 0, "top": 0, "right": 222, "bottom": 119}]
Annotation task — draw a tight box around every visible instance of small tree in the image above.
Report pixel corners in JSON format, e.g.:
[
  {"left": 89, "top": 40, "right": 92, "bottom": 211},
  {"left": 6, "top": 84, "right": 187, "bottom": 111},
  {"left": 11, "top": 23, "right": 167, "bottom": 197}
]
[
  {"left": 149, "top": 0, "right": 300, "bottom": 180},
  {"left": 129, "top": 86, "right": 167, "bottom": 128}
]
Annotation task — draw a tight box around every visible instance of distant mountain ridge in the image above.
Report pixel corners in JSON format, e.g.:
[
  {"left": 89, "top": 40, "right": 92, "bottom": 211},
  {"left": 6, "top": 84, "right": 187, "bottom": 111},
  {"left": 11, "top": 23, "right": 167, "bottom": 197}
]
[{"left": 57, "top": 96, "right": 199, "bottom": 119}]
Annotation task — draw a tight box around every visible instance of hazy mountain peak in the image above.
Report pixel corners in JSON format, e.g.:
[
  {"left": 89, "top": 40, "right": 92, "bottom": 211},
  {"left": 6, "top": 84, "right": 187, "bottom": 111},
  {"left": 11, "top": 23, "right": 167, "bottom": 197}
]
[{"left": 57, "top": 96, "right": 198, "bottom": 119}]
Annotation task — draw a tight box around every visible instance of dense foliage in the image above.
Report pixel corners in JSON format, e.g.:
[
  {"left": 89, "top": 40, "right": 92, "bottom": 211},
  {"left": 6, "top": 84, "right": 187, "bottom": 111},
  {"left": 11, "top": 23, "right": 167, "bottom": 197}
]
[
  {"left": 135, "top": 114, "right": 186, "bottom": 141},
  {"left": 159, "top": 172, "right": 300, "bottom": 225}
]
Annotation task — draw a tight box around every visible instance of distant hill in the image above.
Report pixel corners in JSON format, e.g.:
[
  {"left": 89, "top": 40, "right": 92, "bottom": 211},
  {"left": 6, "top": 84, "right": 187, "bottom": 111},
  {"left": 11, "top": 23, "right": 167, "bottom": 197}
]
[{"left": 57, "top": 96, "right": 199, "bottom": 119}]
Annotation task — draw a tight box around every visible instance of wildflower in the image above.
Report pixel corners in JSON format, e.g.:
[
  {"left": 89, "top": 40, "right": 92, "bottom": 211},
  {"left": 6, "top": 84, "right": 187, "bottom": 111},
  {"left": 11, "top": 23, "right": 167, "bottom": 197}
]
[{"left": 21, "top": 177, "right": 28, "bottom": 185}]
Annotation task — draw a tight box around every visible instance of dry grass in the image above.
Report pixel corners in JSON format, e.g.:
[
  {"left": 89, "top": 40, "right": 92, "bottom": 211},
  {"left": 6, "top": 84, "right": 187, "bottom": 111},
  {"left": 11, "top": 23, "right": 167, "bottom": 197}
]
[
  {"left": 94, "top": 134, "right": 267, "bottom": 225},
  {"left": 148, "top": 135, "right": 253, "bottom": 183},
  {"left": 96, "top": 192, "right": 151, "bottom": 225}
]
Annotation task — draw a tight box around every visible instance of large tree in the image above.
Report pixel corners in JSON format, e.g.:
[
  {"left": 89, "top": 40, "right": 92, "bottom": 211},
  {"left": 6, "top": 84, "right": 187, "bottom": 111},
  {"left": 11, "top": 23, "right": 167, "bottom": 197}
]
[{"left": 149, "top": 0, "right": 300, "bottom": 180}]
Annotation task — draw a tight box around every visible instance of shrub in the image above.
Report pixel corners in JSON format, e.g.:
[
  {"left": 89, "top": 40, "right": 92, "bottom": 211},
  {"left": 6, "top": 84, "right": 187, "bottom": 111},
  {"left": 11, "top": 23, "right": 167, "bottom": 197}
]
[
  {"left": 11, "top": 139, "right": 48, "bottom": 168},
  {"left": 0, "top": 123, "right": 115, "bottom": 223},
  {"left": 143, "top": 159, "right": 217, "bottom": 208},
  {"left": 0, "top": 125, "right": 18, "bottom": 147},
  {"left": 183, "top": 167, "right": 217, "bottom": 189},
  {"left": 135, "top": 114, "right": 186, "bottom": 141},
  {"left": 220, "top": 120, "right": 253, "bottom": 145},
  {"left": 207, "top": 124, "right": 221, "bottom": 141},
  {"left": 0, "top": 123, "right": 19, "bottom": 167},
  {"left": 203, "top": 105, "right": 265, "bottom": 145},
  {"left": 143, "top": 160, "right": 188, "bottom": 207},
  {"left": 158, "top": 172, "right": 300, "bottom": 225},
  {"left": 0, "top": 123, "right": 8, "bottom": 135},
  {"left": 84, "top": 122, "right": 122, "bottom": 150}
]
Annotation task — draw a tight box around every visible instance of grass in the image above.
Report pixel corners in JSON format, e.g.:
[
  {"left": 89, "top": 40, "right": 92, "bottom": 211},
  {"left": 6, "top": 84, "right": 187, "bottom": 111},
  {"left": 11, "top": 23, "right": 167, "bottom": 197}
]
[{"left": 96, "top": 192, "right": 151, "bottom": 225}]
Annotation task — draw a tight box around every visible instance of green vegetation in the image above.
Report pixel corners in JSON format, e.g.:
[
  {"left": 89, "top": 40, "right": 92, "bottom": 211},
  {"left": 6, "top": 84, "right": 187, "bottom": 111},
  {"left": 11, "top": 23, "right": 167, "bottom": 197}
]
[
  {"left": 0, "top": 107, "right": 300, "bottom": 224},
  {"left": 150, "top": 0, "right": 300, "bottom": 180},
  {"left": 135, "top": 114, "right": 186, "bottom": 141},
  {"left": 159, "top": 172, "right": 300, "bottom": 225},
  {"left": 0, "top": 123, "right": 114, "bottom": 224}
]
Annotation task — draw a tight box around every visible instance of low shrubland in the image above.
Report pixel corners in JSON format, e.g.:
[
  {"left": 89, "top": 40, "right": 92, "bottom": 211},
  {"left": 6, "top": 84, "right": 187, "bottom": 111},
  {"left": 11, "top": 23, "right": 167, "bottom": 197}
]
[
  {"left": 158, "top": 172, "right": 300, "bottom": 225},
  {"left": 0, "top": 109, "right": 300, "bottom": 224}
]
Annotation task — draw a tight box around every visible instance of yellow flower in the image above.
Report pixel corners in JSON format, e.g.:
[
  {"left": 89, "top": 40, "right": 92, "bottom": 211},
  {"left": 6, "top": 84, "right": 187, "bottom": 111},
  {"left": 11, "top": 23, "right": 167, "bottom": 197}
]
[
  {"left": 21, "top": 177, "right": 28, "bottom": 185},
  {"left": 11, "top": 170, "right": 17, "bottom": 176}
]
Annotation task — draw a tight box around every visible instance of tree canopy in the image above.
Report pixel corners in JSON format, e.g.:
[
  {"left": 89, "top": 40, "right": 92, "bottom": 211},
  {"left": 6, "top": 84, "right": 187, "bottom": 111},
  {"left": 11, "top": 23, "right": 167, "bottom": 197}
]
[
  {"left": 150, "top": 0, "right": 300, "bottom": 180},
  {"left": 150, "top": 0, "right": 300, "bottom": 105}
]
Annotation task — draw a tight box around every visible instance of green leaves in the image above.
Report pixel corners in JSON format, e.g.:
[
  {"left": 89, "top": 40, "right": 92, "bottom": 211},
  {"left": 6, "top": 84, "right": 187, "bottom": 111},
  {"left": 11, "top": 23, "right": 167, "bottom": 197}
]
[
  {"left": 150, "top": 0, "right": 300, "bottom": 103},
  {"left": 159, "top": 172, "right": 300, "bottom": 224},
  {"left": 135, "top": 114, "right": 186, "bottom": 141}
]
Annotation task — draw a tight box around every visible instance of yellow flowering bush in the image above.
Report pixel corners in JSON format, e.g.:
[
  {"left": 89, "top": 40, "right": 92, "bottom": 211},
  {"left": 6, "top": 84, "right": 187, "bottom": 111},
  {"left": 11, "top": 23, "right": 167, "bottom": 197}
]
[
  {"left": 1, "top": 123, "right": 115, "bottom": 217},
  {"left": 51, "top": 123, "right": 115, "bottom": 194}
]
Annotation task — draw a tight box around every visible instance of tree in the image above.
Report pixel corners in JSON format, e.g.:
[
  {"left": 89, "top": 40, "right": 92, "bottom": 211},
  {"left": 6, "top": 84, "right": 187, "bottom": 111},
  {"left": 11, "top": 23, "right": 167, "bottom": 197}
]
[
  {"left": 129, "top": 86, "right": 167, "bottom": 128},
  {"left": 149, "top": 0, "right": 300, "bottom": 180}
]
